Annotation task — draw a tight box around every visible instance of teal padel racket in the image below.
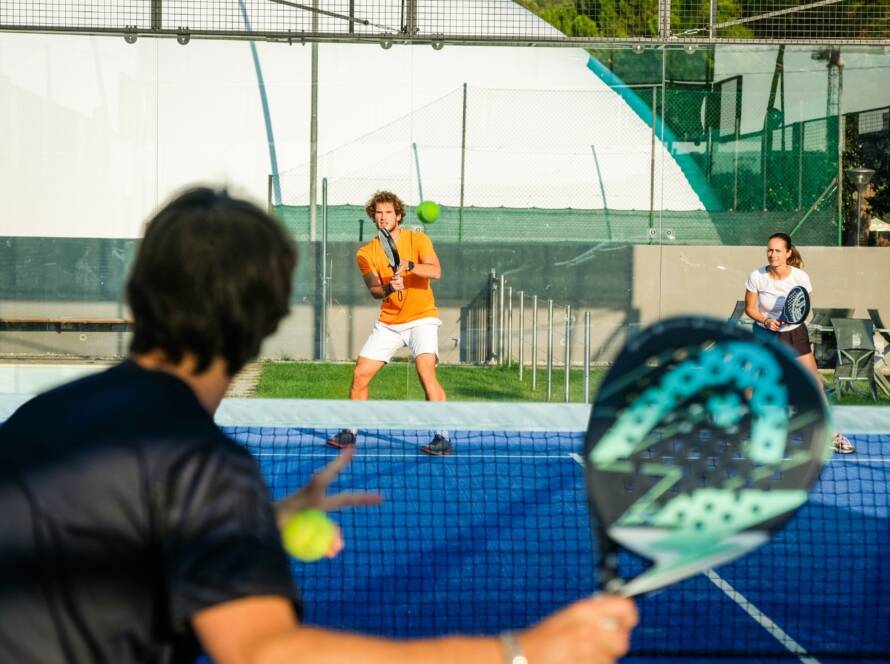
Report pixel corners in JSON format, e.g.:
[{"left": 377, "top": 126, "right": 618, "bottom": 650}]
[{"left": 584, "top": 316, "right": 831, "bottom": 596}]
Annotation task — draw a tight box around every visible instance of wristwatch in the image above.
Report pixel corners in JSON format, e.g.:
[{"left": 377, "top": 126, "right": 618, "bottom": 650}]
[{"left": 406, "top": 260, "right": 415, "bottom": 273}]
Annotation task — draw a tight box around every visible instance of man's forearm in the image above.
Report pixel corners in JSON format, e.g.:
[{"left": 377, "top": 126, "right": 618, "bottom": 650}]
[
  {"left": 409, "top": 263, "right": 441, "bottom": 280},
  {"left": 253, "top": 627, "right": 502, "bottom": 664}
]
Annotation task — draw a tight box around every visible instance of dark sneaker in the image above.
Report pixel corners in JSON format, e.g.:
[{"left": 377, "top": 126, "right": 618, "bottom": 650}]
[
  {"left": 421, "top": 434, "right": 453, "bottom": 456},
  {"left": 326, "top": 429, "right": 356, "bottom": 449}
]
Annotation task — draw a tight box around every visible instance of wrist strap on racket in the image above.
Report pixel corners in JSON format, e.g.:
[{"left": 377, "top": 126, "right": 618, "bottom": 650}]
[{"left": 498, "top": 631, "right": 528, "bottom": 664}]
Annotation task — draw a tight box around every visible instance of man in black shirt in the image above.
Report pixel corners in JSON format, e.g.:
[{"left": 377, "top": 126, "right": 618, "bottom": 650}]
[{"left": 0, "top": 187, "right": 636, "bottom": 664}]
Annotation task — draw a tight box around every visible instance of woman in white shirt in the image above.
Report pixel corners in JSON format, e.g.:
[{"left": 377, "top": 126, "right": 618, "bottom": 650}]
[{"left": 744, "top": 232, "right": 855, "bottom": 454}]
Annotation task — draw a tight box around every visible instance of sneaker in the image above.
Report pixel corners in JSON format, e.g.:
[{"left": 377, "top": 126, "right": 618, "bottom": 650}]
[
  {"left": 832, "top": 433, "right": 855, "bottom": 454},
  {"left": 326, "top": 429, "right": 356, "bottom": 449},
  {"left": 421, "top": 434, "right": 453, "bottom": 456}
]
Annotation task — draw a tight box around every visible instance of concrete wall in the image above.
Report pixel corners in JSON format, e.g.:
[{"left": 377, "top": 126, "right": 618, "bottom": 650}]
[{"left": 2, "top": 246, "right": 888, "bottom": 364}]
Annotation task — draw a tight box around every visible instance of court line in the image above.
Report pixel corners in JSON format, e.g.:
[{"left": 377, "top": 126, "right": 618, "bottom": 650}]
[
  {"left": 250, "top": 452, "right": 574, "bottom": 459},
  {"left": 705, "top": 570, "right": 821, "bottom": 664}
]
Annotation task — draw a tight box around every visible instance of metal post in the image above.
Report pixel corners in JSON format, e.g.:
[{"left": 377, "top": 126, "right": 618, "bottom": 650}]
[
  {"left": 498, "top": 274, "right": 506, "bottom": 364},
  {"left": 531, "top": 296, "right": 538, "bottom": 391},
  {"left": 564, "top": 305, "right": 571, "bottom": 402},
  {"left": 320, "top": 178, "right": 328, "bottom": 360},
  {"left": 267, "top": 174, "right": 274, "bottom": 215},
  {"left": 458, "top": 83, "right": 468, "bottom": 242},
  {"left": 584, "top": 312, "right": 591, "bottom": 403},
  {"left": 546, "top": 300, "right": 554, "bottom": 401},
  {"left": 518, "top": 291, "right": 525, "bottom": 381},
  {"left": 648, "top": 86, "right": 657, "bottom": 236},
  {"left": 659, "top": 0, "right": 671, "bottom": 39},
  {"left": 506, "top": 287, "right": 513, "bottom": 367},
  {"left": 486, "top": 270, "right": 497, "bottom": 363},
  {"left": 708, "top": 0, "right": 716, "bottom": 39},
  {"left": 309, "top": 37, "right": 319, "bottom": 240}
]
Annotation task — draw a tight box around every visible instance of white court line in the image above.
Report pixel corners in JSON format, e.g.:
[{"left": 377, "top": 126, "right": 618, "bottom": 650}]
[
  {"left": 251, "top": 452, "right": 572, "bottom": 459},
  {"left": 705, "top": 570, "right": 821, "bottom": 664},
  {"left": 568, "top": 452, "right": 821, "bottom": 664}
]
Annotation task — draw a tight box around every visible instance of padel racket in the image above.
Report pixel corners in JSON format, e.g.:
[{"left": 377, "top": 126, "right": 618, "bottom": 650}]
[
  {"left": 584, "top": 316, "right": 830, "bottom": 597},
  {"left": 378, "top": 227, "right": 403, "bottom": 302},
  {"left": 779, "top": 286, "right": 810, "bottom": 327}
]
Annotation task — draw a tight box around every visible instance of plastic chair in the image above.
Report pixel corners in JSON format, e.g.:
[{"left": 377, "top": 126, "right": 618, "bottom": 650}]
[
  {"left": 831, "top": 318, "right": 878, "bottom": 400},
  {"left": 867, "top": 309, "right": 890, "bottom": 396},
  {"left": 808, "top": 308, "right": 854, "bottom": 369},
  {"left": 728, "top": 300, "right": 754, "bottom": 328}
]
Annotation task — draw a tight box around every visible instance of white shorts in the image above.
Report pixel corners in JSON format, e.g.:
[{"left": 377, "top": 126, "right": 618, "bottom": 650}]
[{"left": 358, "top": 317, "right": 442, "bottom": 363}]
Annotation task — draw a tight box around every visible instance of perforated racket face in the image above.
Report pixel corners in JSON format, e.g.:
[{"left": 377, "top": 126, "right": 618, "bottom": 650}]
[
  {"left": 584, "top": 317, "right": 830, "bottom": 596},
  {"left": 378, "top": 228, "right": 400, "bottom": 270},
  {"left": 782, "top": 286, "right": 811, "bottom": 325}
]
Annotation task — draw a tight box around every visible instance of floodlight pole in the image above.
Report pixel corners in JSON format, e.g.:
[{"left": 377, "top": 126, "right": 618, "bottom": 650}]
[{"left": 846, "top": 167, "right": 874, "bottom": 247}]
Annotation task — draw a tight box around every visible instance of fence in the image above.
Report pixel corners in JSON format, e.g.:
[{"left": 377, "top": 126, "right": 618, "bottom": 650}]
[
  {"left": 459, "top": 269, "right": 598, "bottom": 403},
  {"left": 2, "top": 1, "right": 889, "bottom": 44}
]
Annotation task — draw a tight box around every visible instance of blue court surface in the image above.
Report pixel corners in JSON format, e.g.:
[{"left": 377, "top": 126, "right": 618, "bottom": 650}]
[{"left": 227, "top": 420, "right": 890, "bottom": 664}]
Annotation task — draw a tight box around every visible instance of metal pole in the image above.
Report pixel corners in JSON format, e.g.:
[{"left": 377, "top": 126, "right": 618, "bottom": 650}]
[
  {"left": 487, "top": 270, "right": 496, "bottom": 363},
  {"left": 659, "top": 0, "right": 671, "bottom": 39},
  {"left": 547, "top": 300, "right": 554, "bottom": 402},
  {"left": 708, "top": 0, "right": 716, "bottom": 39},
  {"left": 518, "top": 291, "right": 525, "bottom": 382},
  {"left": 498, "top": 274, "right": 506, "bottom": 364},
  {"left": 532, "top": 295, "right": 538, "bottom": 391},
  {"left": 564, "top": 305, "right": 571, "bottom": 402},
  {"left": 856, "top": 185, "right": 863, "bottom": 246},
  {"left": 584, "top": 311, "right": 591, "bottom": 403},
  {"left": 320, "top": 177, "right": 328, "bottom": 360},
  {"left": 458, "top": 82, "right": 468, "bottom": 242},
  {"left": 267, "top": 174, "right": 274, "bottom": 215},
  {"left": 507, "top": 287, "right": 513, "bottom": 367},
  {"left": 648, "top": 86, "right": 657, "bottom": 237},
  {"left": 308, "top": 14, "right": 319, "bottom": 241}
]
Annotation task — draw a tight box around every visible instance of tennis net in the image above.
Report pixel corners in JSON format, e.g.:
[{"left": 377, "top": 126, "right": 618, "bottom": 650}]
[{"left": 218, "top": 399, "right": 890, "bottom": 661}]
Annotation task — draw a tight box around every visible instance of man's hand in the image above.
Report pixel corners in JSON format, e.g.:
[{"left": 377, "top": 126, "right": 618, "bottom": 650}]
[
  {"left": 517, "top": 595, "right": 637, "bottom": 664},
  {"left": 275, "top": 447, "right": 383, "bottom": 529},
  {"left": 389, "top": 273, "right": 405, "bottom": 293}
]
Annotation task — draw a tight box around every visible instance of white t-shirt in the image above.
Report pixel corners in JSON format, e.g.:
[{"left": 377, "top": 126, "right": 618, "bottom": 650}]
[{"left": 745, "top": 266, "right": 812, "bottom": 331}]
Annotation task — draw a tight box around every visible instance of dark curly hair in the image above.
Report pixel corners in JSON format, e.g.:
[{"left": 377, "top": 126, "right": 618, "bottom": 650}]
[
  {"left": 364, "top": 190, "right": 405, "bottom": 223},
  {"left": 126, "top": 187, "right": 297, "bottom": 375}
]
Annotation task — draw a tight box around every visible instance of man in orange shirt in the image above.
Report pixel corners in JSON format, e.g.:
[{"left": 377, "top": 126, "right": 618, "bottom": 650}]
[{"left": 327, "top": 190, "right": 452, "bottom": 455}]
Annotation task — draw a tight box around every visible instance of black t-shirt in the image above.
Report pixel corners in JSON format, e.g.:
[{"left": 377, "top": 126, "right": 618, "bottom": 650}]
[{"left": 0, "top": 360, "right": 300, "bottom": 664}]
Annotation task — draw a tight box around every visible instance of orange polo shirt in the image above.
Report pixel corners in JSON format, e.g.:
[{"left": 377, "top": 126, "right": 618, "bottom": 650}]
[{"left": 356, "top": 229, "right": 440, "bottom": 325}]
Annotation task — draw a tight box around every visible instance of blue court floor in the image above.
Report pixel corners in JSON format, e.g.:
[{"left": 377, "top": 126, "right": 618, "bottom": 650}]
[{"left": 229, "top": 425, "right": 890, "bottom": 663}]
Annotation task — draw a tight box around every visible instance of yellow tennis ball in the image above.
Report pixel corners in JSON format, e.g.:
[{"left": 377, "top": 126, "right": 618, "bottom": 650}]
[
  {"left": 281, "top": 509, "right": 336, "bottom": 562},
  {"left": 417, "top": 200, "right": 440, "bottom": 224}
]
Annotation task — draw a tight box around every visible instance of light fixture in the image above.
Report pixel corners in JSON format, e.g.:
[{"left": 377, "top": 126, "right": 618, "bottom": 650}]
[
  {"left": 631, "top": 43, "right": 645, "bottom": 54},
  {"left": 683, "top": 43, "right": 698, "bottom": 54},
  {"left": 380, "top": 37, "right": 393, "bottom": 50},
  {"left": 431, "top": 39, "right": 444, "bottom": 51},
  {"left": 123, "top": 29, "right": 137, "bottom": 44},
  {"left": 176, "top": 29, "right": 191, "bottom": 46}
]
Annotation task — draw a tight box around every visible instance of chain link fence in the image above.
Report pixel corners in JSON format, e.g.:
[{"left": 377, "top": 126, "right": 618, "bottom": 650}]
[
  {"left": 2, "top": 1, "right": 889, "bottom": 44},
  {"left": 273, "top": 78, "right": 858, "bottom": 246}
]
